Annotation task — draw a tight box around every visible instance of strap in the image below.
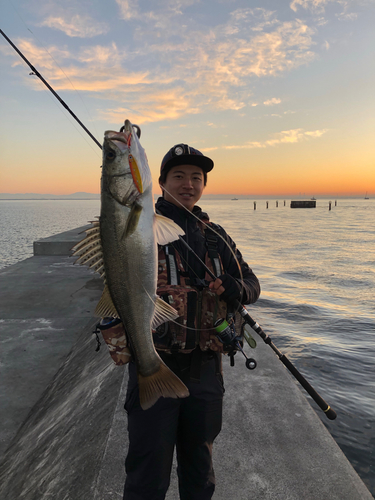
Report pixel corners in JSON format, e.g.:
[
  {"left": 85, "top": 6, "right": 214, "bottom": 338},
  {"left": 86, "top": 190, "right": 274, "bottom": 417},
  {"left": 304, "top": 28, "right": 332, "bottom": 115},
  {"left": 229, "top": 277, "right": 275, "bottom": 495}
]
[
  {"left": 165, "top": 245, "right": 180, "bottom": 285},
  {"left": 205, "top": 227, "right": 223, "bottom": 277}
]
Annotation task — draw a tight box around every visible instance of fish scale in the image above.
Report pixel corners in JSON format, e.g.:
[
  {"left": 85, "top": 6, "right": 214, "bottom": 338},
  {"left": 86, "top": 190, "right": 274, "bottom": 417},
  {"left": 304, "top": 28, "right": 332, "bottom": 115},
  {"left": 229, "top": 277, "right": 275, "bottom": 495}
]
[{"left": 73, "top": 119, "right": 189, "bottom": 410}]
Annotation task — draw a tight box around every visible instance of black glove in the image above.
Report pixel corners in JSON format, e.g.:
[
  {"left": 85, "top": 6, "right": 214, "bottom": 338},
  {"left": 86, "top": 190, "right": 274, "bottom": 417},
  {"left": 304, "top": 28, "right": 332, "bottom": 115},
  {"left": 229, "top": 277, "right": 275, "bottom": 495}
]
[{"left": 218, "top": 274, "right": 242, "bottom": 304}]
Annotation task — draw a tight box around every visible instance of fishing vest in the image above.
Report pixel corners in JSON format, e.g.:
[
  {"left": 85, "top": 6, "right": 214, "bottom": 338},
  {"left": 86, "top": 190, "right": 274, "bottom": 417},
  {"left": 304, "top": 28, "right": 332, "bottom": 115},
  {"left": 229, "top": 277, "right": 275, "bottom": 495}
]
[
  {"left": 94, "top": 220, "right": 244, "bottom": 364},
  {"left": 153, "top": 221, "right": 243, "bottom": 354}
]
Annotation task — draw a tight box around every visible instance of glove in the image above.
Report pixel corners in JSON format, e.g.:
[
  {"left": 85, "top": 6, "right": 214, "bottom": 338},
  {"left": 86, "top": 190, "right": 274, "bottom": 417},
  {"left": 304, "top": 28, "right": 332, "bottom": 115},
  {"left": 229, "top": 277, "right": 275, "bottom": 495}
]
[{"left": 217, "top": 274, "right": 242, "bottom": 304}]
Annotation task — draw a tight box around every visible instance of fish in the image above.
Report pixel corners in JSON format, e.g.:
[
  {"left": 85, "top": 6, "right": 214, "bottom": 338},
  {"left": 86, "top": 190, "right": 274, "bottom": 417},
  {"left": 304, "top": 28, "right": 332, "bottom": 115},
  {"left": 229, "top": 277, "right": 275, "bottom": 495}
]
[{"left": 72, "top": 119, "right": 189, "bottom": 409}]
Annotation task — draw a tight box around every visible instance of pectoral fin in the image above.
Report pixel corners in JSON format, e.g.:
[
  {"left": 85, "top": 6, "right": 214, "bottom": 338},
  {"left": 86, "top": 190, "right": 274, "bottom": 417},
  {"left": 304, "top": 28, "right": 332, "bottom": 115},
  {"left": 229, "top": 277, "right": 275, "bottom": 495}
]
[
  {"left": 124, "top": 203, "right": 142, "bottom": 238},
  {"left": 154, "top": 214, "right": 185, "bottom": 245}
]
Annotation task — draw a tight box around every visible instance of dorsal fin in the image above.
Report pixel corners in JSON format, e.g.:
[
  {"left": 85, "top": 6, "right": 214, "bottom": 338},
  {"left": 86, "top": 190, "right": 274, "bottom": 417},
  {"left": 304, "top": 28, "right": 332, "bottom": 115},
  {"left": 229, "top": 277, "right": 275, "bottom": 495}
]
[{"left": 72, "top": 221, "right": 105, "bottom": 281}]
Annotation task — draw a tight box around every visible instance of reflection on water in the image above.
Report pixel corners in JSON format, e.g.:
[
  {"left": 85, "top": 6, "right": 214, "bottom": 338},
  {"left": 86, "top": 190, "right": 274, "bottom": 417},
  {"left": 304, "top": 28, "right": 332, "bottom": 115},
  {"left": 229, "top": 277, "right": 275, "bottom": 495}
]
[
  {"left": 0, "top": 200, "right": 100, "bottom": 269},
  {"left": 1, "top": 197, "right": 374, "bottom": 494},
  {"left": 199, "top": 198, "right": 375, "bottom": 494}
]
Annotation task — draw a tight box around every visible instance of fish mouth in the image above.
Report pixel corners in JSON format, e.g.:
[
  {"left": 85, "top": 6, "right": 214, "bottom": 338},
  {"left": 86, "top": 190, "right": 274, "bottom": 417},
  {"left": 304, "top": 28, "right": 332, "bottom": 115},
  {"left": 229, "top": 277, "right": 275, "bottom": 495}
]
[
  {"left": 104, "top": 124, "right": 145, "bottom": 194},
  {"left": 104, "top": 130, "right": 131, "bottom": 152}
]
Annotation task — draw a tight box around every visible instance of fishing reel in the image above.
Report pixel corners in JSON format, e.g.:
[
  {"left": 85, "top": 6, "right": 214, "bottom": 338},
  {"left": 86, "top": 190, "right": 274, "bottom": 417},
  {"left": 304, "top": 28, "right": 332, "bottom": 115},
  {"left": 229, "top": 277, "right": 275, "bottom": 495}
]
[{"left": 214, "top": 318, "right": 257, "bottom": 370}]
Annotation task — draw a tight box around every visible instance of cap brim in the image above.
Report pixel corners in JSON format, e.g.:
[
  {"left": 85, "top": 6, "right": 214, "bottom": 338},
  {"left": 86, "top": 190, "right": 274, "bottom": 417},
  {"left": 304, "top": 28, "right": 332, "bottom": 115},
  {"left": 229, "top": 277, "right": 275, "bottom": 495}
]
[{"left": 163, "top": 154, "right": 214, "bottom": 173}]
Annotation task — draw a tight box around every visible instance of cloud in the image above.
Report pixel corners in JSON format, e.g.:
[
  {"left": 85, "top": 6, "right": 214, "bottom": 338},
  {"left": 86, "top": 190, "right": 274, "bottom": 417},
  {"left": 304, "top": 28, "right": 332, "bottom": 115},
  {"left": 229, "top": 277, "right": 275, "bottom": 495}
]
[
  {"left": 100, "top": 88, "right": 197, "bottom": 124},
  {"left": 337, "top": 11, "right": 358, "bottom": 20},
  {"left": 223, "top": 128, "right": 328, "bottom": 149},
  {"left": 264, "top": 98, "right": 282, "bottom": 105},
  {"left": 290, "top": 0, "right": 359, "bottom": 20},
  {"left": 3, "top": 5, "right": 318, "bottom": 124},
  {"left": 265, "top": 128, "right": 328, "bottom": 145},
  {"left": 8, "top": 39, "right": 71, "bottom": 71},
  {"left": 41, "top": 14, "right": 109, "bottom": 38},
  {"left": 304, "top": 129, "right": 328, "bottom": 137},
  {"left": 115, "top": 0, "right": 199, "bottom": 22},
  {"left": 115, "top": 0, "right": 140, "bottom": 20},
  {"left": 290, "top": 0, "right": 328, "bottom": 13}
]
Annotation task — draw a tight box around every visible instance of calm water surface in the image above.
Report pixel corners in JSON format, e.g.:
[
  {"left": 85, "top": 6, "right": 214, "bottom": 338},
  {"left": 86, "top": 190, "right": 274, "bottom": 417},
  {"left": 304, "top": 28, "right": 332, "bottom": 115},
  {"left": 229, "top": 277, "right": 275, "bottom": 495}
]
[{"left": 0, "top": 197, "right": 374, "bottom": 494}]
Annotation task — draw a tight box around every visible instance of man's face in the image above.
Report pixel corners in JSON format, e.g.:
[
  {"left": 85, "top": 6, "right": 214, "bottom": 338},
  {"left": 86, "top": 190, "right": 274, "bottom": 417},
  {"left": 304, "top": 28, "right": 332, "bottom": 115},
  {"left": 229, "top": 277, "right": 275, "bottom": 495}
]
[{"left": 160, "top": 164, "right": 205, "bottom": 211}]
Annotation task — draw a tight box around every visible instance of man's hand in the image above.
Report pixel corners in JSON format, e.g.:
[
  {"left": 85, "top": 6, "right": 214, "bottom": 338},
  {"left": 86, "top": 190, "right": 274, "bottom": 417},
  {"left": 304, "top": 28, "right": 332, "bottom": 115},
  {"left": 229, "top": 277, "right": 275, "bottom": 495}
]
[
  {"left": 208, "top": 274, "right": 241, "bottom": 304},
  {"left": 208, "top": 277, "right": 225, "bottom": 296}
]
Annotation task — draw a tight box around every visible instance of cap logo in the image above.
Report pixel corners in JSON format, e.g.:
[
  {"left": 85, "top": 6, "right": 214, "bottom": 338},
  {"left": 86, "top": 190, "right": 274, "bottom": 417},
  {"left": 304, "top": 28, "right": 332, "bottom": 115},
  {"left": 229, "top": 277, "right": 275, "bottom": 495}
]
[{"left": 161, "top": 143, "right": 213, "bottom": 173}]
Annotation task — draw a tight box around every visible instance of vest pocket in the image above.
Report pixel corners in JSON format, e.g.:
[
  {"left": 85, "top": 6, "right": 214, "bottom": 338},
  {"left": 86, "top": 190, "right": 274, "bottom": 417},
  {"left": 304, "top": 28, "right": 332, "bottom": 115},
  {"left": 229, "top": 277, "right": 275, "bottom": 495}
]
[{"left": 153, "top": 285, "right": 198, "bottom": 352}]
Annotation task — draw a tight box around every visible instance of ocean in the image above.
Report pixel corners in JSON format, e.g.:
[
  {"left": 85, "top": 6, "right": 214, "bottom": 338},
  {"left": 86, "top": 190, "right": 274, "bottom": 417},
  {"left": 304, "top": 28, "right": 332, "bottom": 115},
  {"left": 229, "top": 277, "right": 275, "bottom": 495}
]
[{"left": 0, "top": 197, "right": 374, "bottom": 494}]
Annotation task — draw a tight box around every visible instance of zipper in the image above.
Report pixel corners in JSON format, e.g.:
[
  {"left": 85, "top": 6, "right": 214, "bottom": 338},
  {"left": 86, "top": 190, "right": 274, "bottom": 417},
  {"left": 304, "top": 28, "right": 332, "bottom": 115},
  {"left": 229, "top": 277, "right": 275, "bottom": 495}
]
[
  {"left": 184, "top": 218, "right": 189, "bottom": 272},
  {"left": 196, "top": 290, "right": 203, "bottom": 346}
]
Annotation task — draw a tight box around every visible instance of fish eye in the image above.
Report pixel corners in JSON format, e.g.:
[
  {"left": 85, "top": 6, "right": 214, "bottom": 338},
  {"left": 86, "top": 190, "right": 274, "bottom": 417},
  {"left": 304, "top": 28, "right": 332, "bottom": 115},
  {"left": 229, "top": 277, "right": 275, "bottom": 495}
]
[{"left": 106, "top": 149, "right": 116, "bottom": 161}]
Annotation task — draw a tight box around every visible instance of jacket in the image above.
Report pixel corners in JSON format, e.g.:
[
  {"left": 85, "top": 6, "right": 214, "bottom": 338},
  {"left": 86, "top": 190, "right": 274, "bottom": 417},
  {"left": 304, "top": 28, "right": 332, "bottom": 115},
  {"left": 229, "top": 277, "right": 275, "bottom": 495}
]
[{"left": 155, "top": 197, "right": 261, "bottom": 306}]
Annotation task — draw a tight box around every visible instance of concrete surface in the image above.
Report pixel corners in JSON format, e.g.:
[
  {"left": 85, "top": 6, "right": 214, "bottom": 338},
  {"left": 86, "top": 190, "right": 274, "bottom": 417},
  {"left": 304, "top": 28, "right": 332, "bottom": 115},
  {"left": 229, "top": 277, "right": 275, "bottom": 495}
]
[
  {"left": 33, "top": 224, "right": 91, "bottom": 255},
  {"left": 0, "top": 226, "right": 373, "bottom": 499},
  {"left": 0, "top": 252, "right": 104, "bottom": 457}
]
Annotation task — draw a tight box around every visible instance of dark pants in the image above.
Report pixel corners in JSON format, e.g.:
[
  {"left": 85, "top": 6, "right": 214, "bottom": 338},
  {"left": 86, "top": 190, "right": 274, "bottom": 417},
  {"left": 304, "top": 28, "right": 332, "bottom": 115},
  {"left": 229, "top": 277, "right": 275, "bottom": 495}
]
[{"left": 123, "top": 350, "right": 224, "bottom": 500}]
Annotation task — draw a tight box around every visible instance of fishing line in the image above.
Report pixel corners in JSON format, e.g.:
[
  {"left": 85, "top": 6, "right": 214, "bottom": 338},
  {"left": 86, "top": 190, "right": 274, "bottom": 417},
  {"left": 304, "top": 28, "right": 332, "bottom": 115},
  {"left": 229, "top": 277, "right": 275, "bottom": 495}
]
[
  {"left": 0, "top": 28, "right": 102, "bottom": 149},
  {"left": 136, "top": 190, "right": 249, "bottom": 334},
  {"left": 159, "top": 185, "right": 245, "bottom": 308},
  {"left": 5, "top": 0, "right": 100, "bottom": 140},
  {"left": 32, "top": 76, "right": 102, "bottom": 157},
  {"left": 134, "top": 251, "right": 218, "bottom": 334}
]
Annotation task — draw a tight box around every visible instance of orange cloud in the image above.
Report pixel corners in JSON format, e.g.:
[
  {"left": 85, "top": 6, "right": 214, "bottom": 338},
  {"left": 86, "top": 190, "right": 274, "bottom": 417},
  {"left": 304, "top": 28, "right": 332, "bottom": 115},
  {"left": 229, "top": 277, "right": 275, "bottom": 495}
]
[{"left": 3, "top": 8, "right": 317, "bottom": 124}]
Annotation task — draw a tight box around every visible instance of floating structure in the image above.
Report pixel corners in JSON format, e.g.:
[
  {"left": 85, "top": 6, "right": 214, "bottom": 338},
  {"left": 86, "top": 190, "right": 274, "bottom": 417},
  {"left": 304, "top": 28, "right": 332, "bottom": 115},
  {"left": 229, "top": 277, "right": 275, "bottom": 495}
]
[{"left": 290, "top": 200, "right": 316, "bottom": 209}]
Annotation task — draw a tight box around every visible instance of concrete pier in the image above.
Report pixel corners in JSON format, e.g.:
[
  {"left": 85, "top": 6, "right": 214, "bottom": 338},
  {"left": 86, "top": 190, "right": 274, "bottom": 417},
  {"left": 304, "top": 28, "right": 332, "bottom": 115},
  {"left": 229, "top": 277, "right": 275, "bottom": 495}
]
[
  {"left": 0, "top": 227, "right": 373, "bottom": 499},
  {"left": 290, "top": 200, "right": 316, "bottom": 208}
]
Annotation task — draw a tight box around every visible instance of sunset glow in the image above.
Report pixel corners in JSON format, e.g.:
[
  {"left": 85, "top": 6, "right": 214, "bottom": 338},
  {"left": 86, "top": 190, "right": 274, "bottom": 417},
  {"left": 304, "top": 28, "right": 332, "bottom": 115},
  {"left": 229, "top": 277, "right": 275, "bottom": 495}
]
[{"left": 1, "top": 1, "right": 374, "bottom": 197}]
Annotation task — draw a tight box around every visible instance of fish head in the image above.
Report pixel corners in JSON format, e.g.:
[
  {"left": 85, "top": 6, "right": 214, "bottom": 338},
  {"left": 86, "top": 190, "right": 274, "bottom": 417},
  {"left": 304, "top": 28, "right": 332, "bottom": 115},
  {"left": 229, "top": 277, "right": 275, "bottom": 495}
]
[{"left": 102, "top": 120, "right": 152, "bottom": 205}]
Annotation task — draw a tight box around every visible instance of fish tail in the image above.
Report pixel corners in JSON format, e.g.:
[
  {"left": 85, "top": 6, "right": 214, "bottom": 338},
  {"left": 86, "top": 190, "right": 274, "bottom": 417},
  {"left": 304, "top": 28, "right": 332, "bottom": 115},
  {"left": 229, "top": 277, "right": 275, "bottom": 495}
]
[{"left": 138, "top": 362, "right": 189, "bottom": 410}]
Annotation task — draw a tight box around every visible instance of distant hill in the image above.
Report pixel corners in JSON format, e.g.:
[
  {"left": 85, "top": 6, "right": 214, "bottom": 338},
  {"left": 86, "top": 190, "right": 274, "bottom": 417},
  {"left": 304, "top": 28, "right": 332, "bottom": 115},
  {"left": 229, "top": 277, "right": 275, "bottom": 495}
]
[{"left": 0, "top": 192, "right": 100, "bottom": 200}]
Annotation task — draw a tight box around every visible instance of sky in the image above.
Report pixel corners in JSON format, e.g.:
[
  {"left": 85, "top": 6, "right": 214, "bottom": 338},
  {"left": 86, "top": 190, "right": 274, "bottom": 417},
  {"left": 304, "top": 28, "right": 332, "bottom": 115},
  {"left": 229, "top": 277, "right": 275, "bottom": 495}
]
[{"left": 0, "top": 0, "right": 374, "bottom": 196}]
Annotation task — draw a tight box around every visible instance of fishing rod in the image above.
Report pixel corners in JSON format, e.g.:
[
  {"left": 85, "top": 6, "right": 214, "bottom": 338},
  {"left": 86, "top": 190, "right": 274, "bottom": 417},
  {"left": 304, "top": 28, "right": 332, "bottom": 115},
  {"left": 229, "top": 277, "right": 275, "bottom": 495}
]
[
  {"left": 0, "top": 28, "right": 102, "bottom": 150},
  {"left": 178, "top": 235, "right": 337, "bottom": 420}
]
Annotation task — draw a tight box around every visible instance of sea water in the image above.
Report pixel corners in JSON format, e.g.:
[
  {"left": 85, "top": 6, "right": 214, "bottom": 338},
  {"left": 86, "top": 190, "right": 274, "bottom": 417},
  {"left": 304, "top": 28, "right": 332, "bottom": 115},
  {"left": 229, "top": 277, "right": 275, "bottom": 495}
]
[{"left": 0, "top": 197, "right": 374, "bottom": 494}]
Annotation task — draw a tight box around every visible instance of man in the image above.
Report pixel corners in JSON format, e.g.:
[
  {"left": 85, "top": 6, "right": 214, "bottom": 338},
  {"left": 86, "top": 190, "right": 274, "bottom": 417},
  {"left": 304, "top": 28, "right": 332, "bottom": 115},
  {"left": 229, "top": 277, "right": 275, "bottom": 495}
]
[{"left": 123, "top": 144, "right": 260, "bottom": 500}]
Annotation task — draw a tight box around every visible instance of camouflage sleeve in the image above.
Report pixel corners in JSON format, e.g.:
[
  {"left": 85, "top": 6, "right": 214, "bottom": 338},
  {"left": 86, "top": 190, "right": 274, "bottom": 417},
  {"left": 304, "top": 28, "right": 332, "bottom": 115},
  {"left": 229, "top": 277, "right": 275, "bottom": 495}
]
[{"left": 214, "top": 224, "right": 261, "bottom": 305}]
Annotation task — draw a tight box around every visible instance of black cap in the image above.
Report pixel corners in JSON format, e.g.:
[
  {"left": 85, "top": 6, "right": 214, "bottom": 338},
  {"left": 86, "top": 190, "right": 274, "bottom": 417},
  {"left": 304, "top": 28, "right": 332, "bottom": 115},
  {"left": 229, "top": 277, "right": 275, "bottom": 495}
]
[{"left": 160, "top": 144, "right": 214, "bottom": 176}]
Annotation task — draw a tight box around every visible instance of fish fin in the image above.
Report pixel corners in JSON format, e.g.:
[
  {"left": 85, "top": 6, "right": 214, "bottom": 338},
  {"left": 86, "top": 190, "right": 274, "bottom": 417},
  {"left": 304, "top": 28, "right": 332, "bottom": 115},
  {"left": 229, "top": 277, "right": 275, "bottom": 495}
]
[
  {"left": 152, "top": 297, "right": 180, "bottom": 329},
  {"left": 72, "top": 221, "right": 106, "bottom": 280},
  {"left": 124, "top": 203, "right": 142, "bottom": 238},
  {"left": 154, "top": 214, "right": 185, "bottom": 245},
  {"left": 94, "top": 285, "right": 120, "bottom": 318},
  {"left": 138, "top": 361, "right": 189, "bottom": 410}
]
